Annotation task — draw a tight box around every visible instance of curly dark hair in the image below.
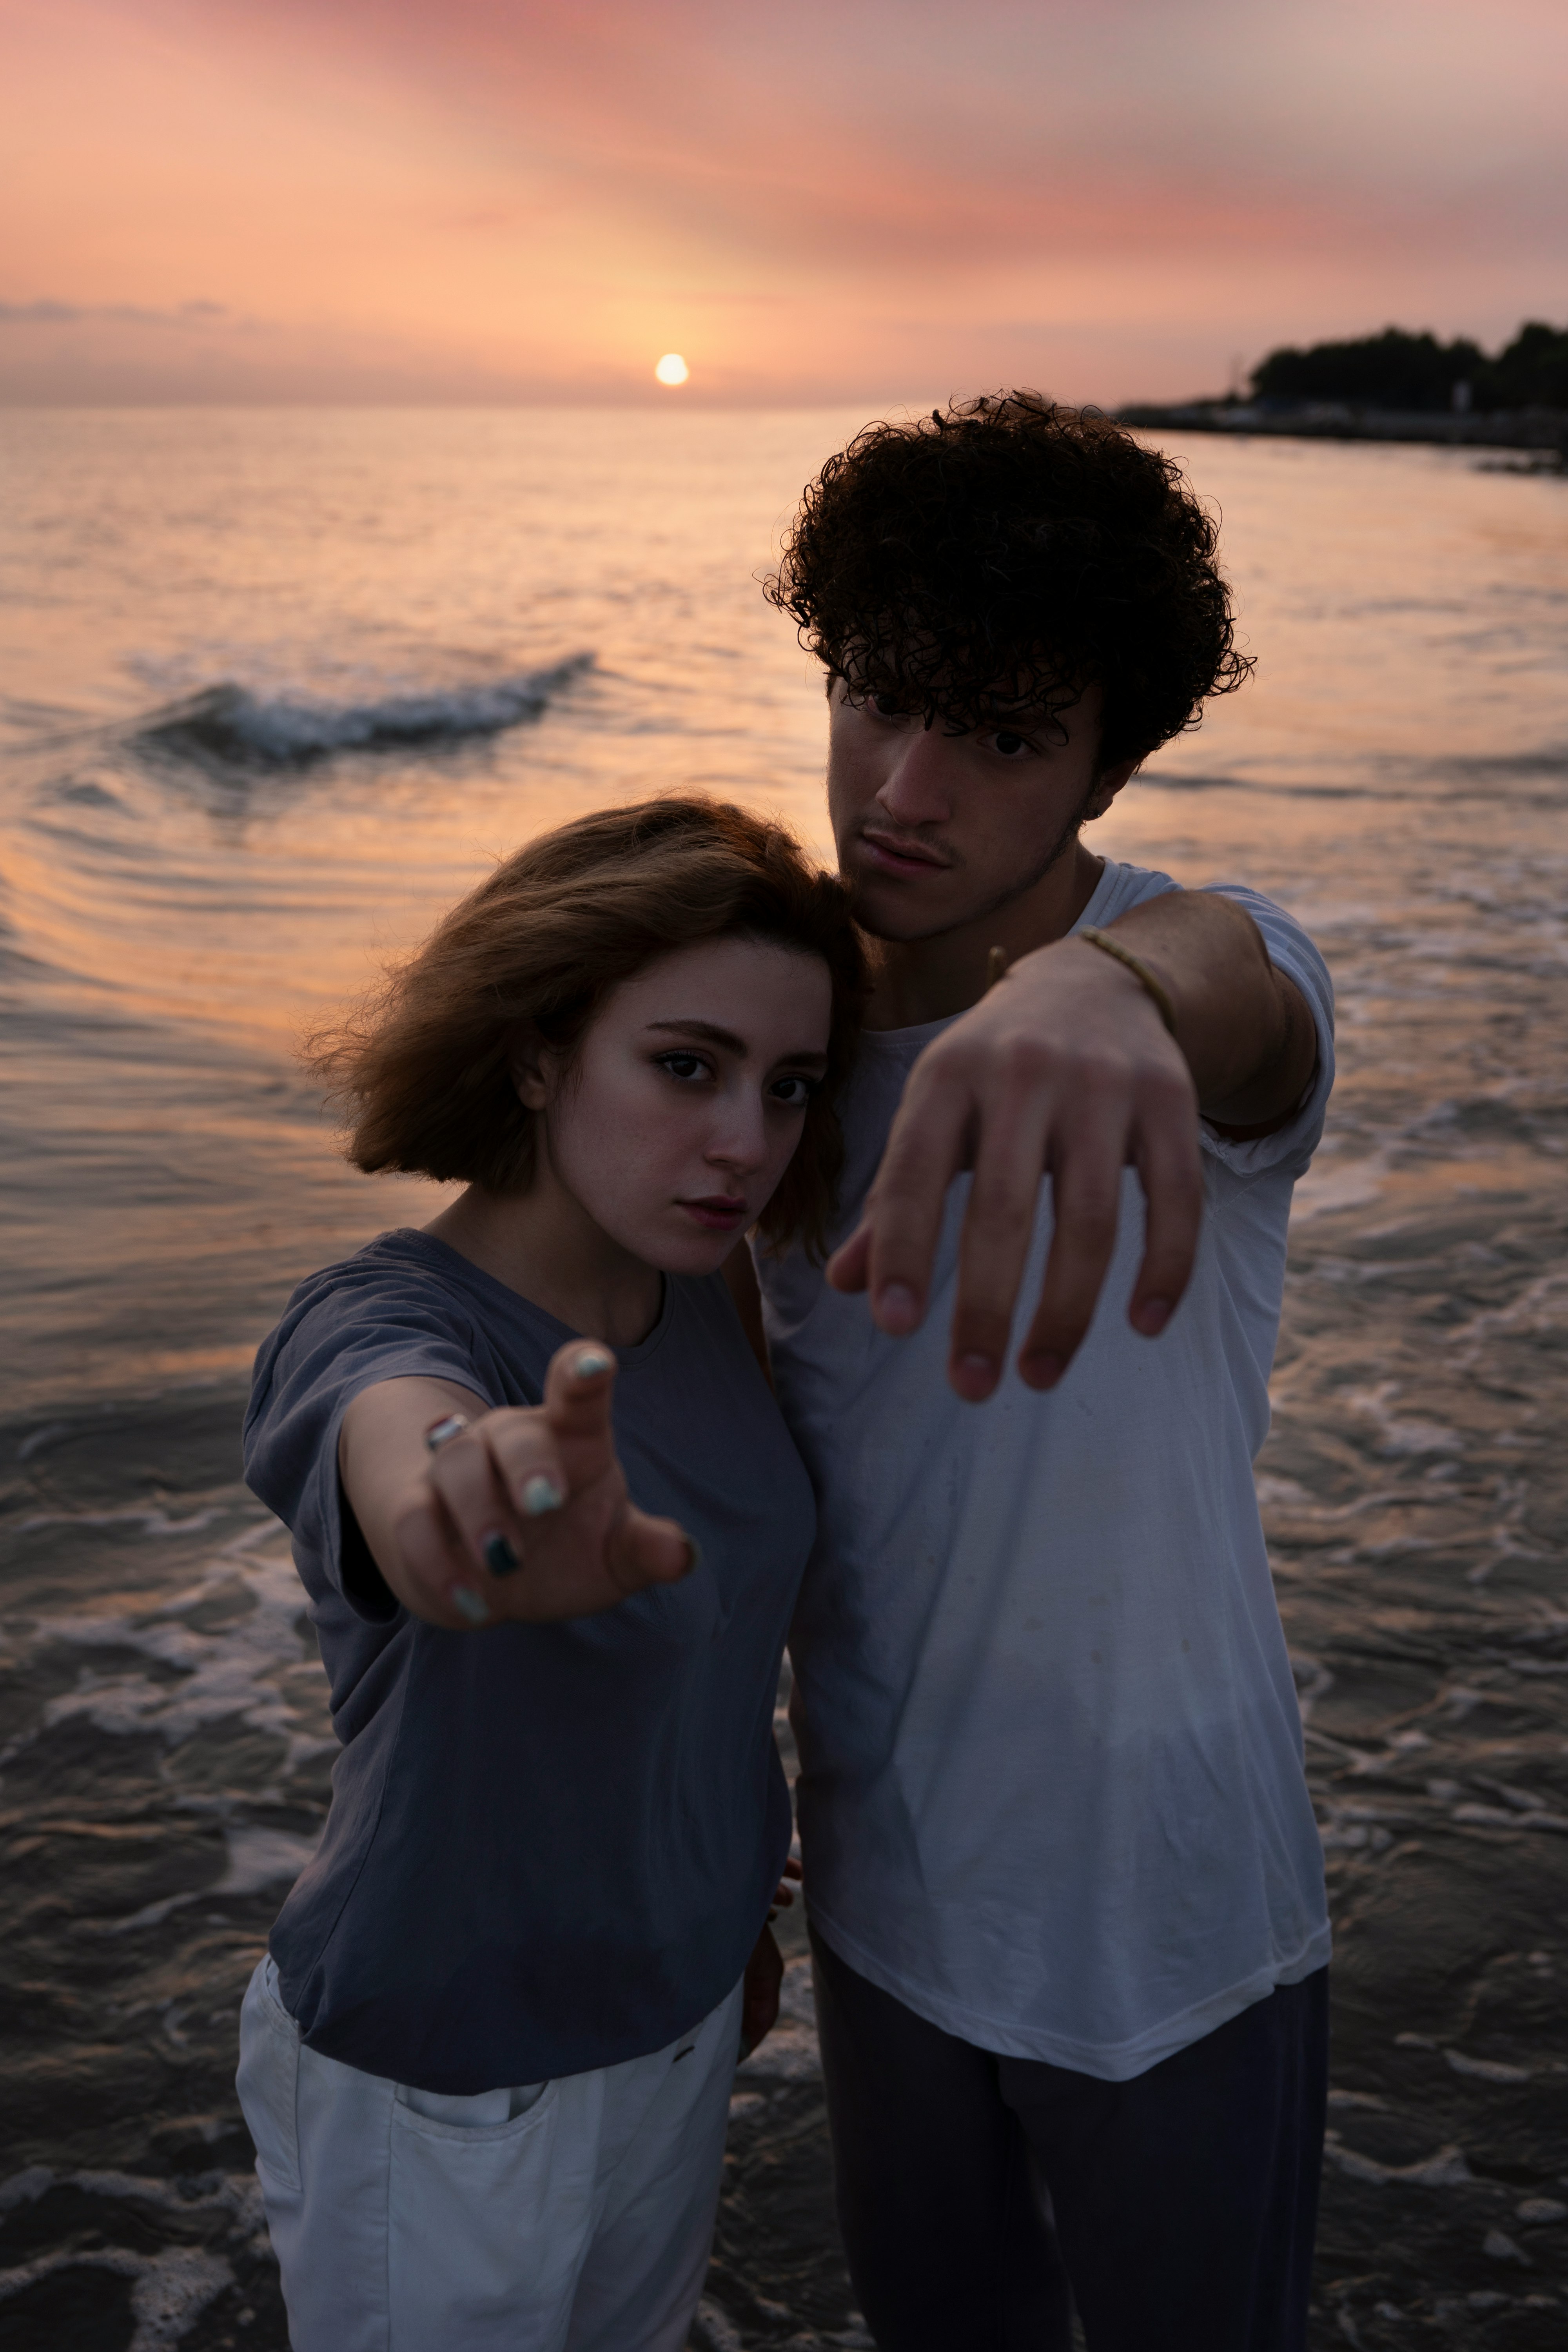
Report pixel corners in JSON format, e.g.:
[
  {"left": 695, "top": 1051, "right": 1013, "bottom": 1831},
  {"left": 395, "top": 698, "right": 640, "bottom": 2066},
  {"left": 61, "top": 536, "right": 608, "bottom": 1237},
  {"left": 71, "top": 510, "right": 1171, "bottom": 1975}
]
[{"left": 764, "top": 392, "right": 1253, "bottom": 769}]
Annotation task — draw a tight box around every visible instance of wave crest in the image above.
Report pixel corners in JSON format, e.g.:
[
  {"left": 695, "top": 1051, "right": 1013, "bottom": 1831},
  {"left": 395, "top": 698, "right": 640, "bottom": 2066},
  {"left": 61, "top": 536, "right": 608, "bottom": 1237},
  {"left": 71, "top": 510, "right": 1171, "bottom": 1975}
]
[{"left": 131, "top": 656, "right": 593, "bottom": 768}]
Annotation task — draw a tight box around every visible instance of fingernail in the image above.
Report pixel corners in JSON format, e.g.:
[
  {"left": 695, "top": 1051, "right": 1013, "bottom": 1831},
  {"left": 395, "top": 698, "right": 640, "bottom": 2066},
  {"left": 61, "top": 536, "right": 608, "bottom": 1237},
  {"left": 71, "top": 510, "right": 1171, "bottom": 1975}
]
[
  {"left": 956, "top": 1352, "right": 997, "bottom": 1393},
  {"left": 1138, "top": 1299, "right": 1171, "bottom": 1336},
  {"left": 681, "top": 1537, "right": 702, "bottom": 1574},
  {"left": 1020, "top": 1352, "right": 1063, "bottom": 1390},
  {"left": 877, "top": 1283, "right": 919, "bottom": 1334},
  {"left": 522, "top": 1475, "right": 564, "bottom": 1517},
  {"left": 483, "top": 1533, "right": 520, "bottom": 1577},
  {"left": 574, "top": 1348, "right": 613, "bottom": 1380},
  {"left": 450, "top": 1585, "right": 490, "bottom": 1624}
]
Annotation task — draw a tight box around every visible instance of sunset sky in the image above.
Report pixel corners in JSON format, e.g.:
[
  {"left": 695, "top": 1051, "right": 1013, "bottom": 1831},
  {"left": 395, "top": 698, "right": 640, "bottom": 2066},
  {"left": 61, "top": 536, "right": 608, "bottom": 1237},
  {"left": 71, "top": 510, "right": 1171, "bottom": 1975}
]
[{"left": 2, "top": 0, "right": 1564, "bottom": 406}]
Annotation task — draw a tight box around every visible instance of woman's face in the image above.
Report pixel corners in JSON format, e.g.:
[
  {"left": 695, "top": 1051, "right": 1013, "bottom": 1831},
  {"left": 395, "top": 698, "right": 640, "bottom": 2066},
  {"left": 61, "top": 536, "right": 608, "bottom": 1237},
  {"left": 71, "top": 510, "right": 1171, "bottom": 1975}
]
[{"left": 521, "top": 935, "right": 834, "bottom": 1273}]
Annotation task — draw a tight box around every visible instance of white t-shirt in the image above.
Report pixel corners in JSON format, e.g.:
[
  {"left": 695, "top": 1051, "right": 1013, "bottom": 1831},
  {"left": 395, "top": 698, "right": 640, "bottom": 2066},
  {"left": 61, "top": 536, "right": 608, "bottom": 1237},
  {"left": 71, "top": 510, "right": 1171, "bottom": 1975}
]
[{"left": 756, "top": 860, "right": 1334, "bottom": 2082}]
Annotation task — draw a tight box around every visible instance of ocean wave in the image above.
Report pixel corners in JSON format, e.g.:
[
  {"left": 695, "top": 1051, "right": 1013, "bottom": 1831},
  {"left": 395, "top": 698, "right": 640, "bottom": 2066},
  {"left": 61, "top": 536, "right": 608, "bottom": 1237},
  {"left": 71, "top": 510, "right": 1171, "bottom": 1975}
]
[{"left": 129, "top": 655, "right": 593, "bottom": 768}]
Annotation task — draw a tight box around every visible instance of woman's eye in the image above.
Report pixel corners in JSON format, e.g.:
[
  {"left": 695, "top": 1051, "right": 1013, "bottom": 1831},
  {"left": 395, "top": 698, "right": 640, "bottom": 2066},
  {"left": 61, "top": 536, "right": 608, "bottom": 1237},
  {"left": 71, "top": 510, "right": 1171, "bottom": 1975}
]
[
  {"left": 769, "top": 1075, "right": 818, "bottom": 1108},
  {"left": 657, "top": 1052, "right": 710, "bottom": 1082}
]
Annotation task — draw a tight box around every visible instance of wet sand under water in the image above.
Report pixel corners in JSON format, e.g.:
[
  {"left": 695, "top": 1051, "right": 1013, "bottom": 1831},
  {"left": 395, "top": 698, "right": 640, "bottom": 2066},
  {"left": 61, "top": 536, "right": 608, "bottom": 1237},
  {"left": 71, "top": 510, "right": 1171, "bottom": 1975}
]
[{"left": 2, "top": 417, "right": 1567, "bottom": 2347}]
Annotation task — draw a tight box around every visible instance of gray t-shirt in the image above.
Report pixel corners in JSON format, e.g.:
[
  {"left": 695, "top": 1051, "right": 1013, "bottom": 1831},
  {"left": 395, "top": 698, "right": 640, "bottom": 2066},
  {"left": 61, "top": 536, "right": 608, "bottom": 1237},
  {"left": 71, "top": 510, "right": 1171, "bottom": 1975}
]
[{"left": 243, "top": 1229, "right": 814, "bottom": 2095}]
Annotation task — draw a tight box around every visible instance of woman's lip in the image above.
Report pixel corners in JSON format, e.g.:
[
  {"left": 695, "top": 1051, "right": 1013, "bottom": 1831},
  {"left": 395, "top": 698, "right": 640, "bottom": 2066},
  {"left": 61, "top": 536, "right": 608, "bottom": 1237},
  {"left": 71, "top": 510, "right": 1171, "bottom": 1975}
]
[
  {"left": 678, "top": 1197, "right": 748, "bottom": 1229},
  {"left": 859, "top": 829, "right": 949, "bottom": 875}
]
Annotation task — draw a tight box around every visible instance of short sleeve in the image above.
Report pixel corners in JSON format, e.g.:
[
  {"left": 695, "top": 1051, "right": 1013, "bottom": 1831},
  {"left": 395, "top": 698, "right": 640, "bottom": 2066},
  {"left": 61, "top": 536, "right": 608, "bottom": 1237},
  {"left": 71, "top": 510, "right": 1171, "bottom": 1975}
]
[
  {"left": 1197, "top": 884, "right": 1335, "bottom": 1181},
  {"left": 243, "top": 1265, "right": 500, "bottom": 1619}
]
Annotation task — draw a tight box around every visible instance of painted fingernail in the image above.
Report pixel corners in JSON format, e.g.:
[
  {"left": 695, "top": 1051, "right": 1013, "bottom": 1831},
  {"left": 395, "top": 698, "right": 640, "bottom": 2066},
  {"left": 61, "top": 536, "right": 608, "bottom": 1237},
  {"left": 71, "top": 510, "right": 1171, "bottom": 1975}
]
[
  {"left": 877, "top": 1283, "right": 919, "bottom": 1334},
  {"left": 522, "top": 1475, "right": 564, "bottom": 1516},
  {"left": 574, "top": 1348, "right": 613, "bottom": 1380},
  {"left": 483, "top": 1533, "right": 520, "bottom": 1577},
  {"left": 450, "top": 1585, "right": 490, "bottom": 1625}
]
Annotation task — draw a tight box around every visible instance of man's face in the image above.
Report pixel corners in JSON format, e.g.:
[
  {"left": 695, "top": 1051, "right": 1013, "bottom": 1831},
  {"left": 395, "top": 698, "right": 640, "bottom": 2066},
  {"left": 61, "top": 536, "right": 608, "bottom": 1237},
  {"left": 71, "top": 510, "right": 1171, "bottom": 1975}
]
[{"left": 826, "top": 680, "right": 1131, "bottom": 943}]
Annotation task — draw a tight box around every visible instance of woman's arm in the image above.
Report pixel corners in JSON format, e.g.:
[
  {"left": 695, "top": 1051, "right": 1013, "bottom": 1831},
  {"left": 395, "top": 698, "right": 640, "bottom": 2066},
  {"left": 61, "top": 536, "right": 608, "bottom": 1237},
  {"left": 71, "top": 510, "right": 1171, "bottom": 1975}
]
[{"left": 338, "top": 1343, "right": 695, "bottom": 1630}]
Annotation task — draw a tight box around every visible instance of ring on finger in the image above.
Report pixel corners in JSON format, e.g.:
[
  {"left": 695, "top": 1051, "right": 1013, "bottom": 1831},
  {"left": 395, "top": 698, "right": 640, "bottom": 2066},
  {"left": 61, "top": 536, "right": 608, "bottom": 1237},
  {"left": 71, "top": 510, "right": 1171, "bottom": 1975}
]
[{"left": 424, "top": 1413, "right": 471, "bottom": 1454}]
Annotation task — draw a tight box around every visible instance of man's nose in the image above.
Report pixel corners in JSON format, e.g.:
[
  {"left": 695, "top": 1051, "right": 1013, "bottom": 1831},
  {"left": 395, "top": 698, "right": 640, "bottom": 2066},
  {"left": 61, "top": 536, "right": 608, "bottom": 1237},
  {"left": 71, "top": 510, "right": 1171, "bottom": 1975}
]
[{"left": 876, "top": 727, "right": 955, "bottom": 829}]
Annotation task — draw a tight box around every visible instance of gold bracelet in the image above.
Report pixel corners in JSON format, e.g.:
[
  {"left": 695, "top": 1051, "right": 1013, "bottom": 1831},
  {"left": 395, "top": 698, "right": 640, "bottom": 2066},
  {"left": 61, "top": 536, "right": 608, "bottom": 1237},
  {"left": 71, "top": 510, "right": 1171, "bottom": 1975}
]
[{"left": 1077, "top": 926, "right": 1179, "bottom": 1037}]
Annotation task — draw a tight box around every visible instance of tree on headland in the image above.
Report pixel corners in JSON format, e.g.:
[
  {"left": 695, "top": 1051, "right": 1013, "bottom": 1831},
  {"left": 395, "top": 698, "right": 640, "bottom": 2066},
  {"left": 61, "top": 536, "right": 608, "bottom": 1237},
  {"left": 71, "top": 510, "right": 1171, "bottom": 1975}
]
[{"left": 1250, "top": 321, "right": 1568, "bottom": 412}]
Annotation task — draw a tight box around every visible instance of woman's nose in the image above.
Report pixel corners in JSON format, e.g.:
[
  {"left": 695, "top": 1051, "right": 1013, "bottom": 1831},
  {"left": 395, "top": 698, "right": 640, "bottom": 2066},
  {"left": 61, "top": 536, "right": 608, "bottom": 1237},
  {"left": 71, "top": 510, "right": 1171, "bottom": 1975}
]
[{"left": 706, "top": 1093, "right": 768, "bottom": 1173}]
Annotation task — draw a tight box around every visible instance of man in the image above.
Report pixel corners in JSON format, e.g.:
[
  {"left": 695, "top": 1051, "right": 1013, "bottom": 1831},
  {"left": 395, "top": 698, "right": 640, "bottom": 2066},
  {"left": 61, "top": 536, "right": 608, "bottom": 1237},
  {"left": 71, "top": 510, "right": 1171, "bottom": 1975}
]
[{"left": 749, "top": 395, "right": 1333, "bottom": 2350}]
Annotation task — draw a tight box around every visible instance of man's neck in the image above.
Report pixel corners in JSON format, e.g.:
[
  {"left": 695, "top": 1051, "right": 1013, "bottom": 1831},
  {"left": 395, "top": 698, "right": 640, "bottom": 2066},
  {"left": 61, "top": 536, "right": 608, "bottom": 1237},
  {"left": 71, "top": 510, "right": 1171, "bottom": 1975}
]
[{"left": 865, "top": 841, "right": 1107, "bottom": 1029}]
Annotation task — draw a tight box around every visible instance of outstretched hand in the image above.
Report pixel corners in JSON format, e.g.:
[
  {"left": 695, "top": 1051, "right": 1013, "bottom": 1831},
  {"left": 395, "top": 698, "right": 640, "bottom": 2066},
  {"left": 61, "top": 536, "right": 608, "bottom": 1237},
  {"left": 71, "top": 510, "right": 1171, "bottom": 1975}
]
[
  {"left": 339, "top": 1343, "right": 696, "bottom": 1630},
  {"left": 827, "top": 935, "right": 1205, "bottom": 1403}
]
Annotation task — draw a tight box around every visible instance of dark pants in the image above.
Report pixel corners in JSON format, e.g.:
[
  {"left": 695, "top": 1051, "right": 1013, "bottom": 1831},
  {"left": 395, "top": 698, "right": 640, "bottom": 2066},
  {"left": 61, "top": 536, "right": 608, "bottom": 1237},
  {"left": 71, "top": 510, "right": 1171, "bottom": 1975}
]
[{"left": 811, "top": 1928, "right": 1327, "bottom": 2352}]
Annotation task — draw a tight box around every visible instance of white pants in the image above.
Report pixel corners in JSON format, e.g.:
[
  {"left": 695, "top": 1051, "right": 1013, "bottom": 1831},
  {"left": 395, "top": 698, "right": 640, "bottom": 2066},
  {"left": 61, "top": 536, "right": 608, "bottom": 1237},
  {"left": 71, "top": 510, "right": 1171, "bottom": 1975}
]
[{"left": 237, "top": 1956, "right": 743, "bottom": 2352}]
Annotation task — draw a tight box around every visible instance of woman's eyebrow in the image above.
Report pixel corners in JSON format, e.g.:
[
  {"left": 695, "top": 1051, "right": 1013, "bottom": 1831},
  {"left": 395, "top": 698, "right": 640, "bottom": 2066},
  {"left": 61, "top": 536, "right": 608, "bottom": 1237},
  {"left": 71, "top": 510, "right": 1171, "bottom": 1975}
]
[
  {"left": 645, "top": 1019, "right": 827, "bottom": 1068},
  {"left": 645, "top": 1018, "right": 748, "bottom": 1053}
]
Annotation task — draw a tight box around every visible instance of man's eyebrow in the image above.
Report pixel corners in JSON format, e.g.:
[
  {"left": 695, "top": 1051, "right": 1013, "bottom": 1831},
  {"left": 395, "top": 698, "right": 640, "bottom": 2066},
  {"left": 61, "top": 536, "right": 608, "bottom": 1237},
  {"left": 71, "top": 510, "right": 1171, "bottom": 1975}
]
[{"left": 645, "top": 1019, "right": 827, "bottom": 1067}]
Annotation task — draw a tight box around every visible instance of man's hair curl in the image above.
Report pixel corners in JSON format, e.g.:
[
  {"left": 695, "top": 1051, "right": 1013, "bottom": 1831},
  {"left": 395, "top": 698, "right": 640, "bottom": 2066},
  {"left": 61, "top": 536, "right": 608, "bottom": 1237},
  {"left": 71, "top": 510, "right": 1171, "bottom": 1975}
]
[{"left": 764, "top": 392, "right": 1253, "bottom": 768}]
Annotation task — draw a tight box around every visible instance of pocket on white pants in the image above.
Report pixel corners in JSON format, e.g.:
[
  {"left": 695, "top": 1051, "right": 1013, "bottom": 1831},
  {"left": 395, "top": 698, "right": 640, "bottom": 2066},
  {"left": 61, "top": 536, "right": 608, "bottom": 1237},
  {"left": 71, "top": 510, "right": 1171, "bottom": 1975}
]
[
  {"left": 388, "top": 2080, "right": 592, "bottom": 2351},
  {"left": 236, "top": 1957, "right": 302, "bottom": 2194}
]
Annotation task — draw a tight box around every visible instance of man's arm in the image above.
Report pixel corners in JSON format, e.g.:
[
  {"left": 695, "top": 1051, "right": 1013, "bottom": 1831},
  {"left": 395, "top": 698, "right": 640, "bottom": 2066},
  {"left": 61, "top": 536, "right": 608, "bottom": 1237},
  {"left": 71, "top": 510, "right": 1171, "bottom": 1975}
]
[{"left": 827, "top": 889, "right": 1318, "bottom": 1404}]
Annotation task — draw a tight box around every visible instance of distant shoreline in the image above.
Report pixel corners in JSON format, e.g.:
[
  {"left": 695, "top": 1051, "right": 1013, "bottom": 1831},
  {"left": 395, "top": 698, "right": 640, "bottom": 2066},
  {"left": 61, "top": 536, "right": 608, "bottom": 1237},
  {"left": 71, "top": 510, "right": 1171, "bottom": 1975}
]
[{"left": 1118, "top": 402, "right": 1568, "bottom": 463}]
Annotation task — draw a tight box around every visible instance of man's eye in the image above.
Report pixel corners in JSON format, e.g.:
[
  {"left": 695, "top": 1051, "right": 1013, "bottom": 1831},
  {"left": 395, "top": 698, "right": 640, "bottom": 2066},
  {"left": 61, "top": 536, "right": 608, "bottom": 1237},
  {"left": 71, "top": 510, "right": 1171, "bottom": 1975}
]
[
  {"left": 657, "top": 1053, "right": 710, "bottom": 1082},
  {"left": 991, "top": 730, "right": 1033, "bottom": 758}
]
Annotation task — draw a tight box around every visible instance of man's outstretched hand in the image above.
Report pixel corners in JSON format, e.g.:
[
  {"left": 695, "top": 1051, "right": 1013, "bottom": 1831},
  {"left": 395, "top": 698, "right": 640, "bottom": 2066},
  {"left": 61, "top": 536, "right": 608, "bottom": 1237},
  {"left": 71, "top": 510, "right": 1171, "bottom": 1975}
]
[
  {"left": 828, "top": 934, "right": 1203, "bottom": 1402},
  {"left": 338, "top": 1343, "right": 697, "bottom": 1630},
  {"left": 827, "top": 888, "right": 1319, "bottom": 1402}
]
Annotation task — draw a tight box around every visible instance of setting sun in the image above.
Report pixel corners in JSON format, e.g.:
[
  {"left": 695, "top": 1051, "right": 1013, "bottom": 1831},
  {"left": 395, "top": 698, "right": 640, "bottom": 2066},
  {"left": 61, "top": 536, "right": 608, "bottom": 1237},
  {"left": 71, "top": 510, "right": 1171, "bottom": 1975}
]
[{"left": 654, "top": 352, "right": 690, "bottom": 386}]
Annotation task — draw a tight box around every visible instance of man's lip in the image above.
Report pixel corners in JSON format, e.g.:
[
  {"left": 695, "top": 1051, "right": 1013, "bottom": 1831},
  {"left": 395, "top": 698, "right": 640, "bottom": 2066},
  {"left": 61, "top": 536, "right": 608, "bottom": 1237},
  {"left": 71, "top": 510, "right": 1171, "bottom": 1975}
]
[{"left": 858, "top": 828, "right": 951, "bottom": 874}]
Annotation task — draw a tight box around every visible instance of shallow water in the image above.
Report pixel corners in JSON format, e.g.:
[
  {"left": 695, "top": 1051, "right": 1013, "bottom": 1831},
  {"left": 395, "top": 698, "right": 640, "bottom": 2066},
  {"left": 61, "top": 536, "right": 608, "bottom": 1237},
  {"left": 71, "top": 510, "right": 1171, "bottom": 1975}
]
[{"left": 1, "top": 411, "right": 1566, "bottom": 2348}]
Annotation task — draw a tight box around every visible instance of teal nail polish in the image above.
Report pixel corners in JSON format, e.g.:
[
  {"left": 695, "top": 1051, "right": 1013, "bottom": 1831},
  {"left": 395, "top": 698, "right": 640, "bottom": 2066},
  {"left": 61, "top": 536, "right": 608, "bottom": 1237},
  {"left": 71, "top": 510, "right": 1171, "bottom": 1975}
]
[
  {"left": 483, "top": 1532, "right": 520, "bottom": 1577},
  {"left": 450, "top": 1585, "right": 489, "bottom": 1625},
  {"left": 523, "top": 1475, "right": 564, "bottom": 1517},
  {"left": 574, "top": 1348, "right": 613, "bottom": 1379}
]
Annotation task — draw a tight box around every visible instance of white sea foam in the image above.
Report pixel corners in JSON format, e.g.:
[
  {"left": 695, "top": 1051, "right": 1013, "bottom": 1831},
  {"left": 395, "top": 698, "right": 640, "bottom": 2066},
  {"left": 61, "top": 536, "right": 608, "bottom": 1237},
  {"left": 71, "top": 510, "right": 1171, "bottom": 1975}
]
[
  {"left": 131, "top": 655, "right": 592, "bottom": 767},
  {"left": 18, "top": 1542, "right": 325, "bottom": 1761}
]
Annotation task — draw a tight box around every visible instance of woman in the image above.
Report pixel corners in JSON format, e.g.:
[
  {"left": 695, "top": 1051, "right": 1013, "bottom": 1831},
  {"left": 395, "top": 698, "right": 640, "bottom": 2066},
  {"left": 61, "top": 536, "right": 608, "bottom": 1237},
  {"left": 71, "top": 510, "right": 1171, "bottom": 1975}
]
[{"left": 237, "top": 796, "right": 864, "bottom": 2352}]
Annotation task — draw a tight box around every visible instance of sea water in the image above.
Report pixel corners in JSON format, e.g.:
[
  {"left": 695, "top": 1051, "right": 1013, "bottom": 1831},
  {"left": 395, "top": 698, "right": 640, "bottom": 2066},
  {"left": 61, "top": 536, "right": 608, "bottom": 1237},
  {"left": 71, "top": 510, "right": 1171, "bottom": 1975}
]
[{"left": 2, "top": 411, "right": 1566, "bottom": 2349}]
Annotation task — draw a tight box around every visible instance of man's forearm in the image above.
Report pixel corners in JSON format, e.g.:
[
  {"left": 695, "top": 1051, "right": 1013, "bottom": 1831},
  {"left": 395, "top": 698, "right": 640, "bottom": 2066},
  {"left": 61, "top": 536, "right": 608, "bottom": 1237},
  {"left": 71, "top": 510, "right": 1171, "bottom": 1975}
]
[{"left": 1096, "top": 890, "right": 1316, "bottom": 1130}]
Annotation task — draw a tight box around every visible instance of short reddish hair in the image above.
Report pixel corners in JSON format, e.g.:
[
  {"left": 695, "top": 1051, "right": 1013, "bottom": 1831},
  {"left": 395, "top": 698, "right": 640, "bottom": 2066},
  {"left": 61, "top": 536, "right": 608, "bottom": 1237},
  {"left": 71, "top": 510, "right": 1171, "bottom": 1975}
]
[{"left": 309, "top": 796, "right": 866, "bottom": 1258}]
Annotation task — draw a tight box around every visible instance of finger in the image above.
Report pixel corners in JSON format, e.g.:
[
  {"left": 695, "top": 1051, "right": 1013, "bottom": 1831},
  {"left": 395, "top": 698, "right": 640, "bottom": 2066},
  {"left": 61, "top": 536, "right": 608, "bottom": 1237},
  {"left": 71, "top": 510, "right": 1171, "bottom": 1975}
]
[
  {"left": 1015, "top": 1115, "right": 1128, "bottom": 1389},
  {"left": 541, "top": 1341, "right": 621, "bottom": 1481},
  {"left": 946, "top": 1091, "right": 1053, "bottom": 1401},
  {"left": 426, "top": 1426, "right": 528, "bottom": 1583},
  {"left": 825, "top": 1220, "right": 872, "bottom": 1296},
  {"left": 391, "top": 1487, "right": 504, "bottom": 1629},
  {"left": 859, "top": 1066, "right": 976, "bottom": 1335},
  {"left": 481, "top": 1410, "right": 571, "bottom": 1523},
  {"left": 599, "top": 1503, "right": 697, "bottom": 1596},
  {"left": 1127, "top": 1087, "right": 1205, "bottom": 1339}
]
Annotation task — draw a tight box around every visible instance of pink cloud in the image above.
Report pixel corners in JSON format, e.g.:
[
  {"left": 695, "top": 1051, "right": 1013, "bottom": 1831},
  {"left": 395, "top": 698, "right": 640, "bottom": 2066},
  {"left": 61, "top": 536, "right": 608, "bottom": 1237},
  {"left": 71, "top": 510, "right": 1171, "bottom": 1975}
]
[{"left": 2, "top": 0, "right": 1564, "bottom": 403}]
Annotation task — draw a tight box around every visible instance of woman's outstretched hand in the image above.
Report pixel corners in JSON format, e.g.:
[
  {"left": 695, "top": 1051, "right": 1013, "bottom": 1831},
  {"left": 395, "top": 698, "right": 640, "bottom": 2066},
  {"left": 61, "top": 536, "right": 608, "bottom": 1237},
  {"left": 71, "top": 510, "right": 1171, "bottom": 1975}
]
[{"left": 338, "top": 1344, "right": 697, "bottom": 1630}]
